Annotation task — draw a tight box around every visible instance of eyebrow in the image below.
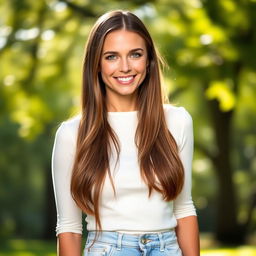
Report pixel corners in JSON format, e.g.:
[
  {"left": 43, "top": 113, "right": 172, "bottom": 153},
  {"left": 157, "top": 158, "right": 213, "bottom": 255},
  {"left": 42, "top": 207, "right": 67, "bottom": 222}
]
[{"left": 103, "top": 48, "right": 144, "bottom": 55}]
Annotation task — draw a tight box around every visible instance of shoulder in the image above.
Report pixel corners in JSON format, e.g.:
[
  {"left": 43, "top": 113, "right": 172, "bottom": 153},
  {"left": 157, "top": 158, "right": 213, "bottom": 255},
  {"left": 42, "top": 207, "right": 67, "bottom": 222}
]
[
  {"left": 163, "top": 104, "right": 192, "bottom": 127},
  {"left": 163, "top": 104, "right": 193, "bottom": 147},
  {"left": 55, "top": 114, "right": 81, "bottom": 144},
  {"left": 62, "top": 114, "right": 81, "bottom": 132}
]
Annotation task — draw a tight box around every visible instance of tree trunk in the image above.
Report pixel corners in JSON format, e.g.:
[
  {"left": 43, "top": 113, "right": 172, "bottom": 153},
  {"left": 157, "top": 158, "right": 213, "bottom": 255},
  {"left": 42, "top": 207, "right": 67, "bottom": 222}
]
[
  {"left": 42, "top": 163, "right": 56, "bottom": 240},
  {"left": 209, "top": 99, "right": 245, "bottom": 243}
]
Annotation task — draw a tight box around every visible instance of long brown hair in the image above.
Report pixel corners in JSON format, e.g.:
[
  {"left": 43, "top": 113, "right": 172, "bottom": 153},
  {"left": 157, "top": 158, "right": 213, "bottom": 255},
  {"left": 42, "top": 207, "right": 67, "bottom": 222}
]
[{"left": 71, "top": 10, "right": 184, "bottom": 234}]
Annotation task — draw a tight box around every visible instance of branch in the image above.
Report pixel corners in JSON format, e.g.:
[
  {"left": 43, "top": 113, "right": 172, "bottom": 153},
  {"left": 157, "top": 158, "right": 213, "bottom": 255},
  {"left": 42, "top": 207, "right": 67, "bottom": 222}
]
[
  {"left": 58, "top": 0, "right": 96, "bottom": 17},
  {"left": 20, "top": 2, "right": 47, "bottom": 93},
  {"left": 194, "top": 141, "right": 217, "bottom": 162}
]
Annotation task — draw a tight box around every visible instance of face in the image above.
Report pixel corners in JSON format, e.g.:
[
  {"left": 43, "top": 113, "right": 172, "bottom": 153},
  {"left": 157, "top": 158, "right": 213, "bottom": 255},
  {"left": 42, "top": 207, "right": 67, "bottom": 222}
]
[{"left": 100, "top": 29, "right": 148, "bottom": 110}]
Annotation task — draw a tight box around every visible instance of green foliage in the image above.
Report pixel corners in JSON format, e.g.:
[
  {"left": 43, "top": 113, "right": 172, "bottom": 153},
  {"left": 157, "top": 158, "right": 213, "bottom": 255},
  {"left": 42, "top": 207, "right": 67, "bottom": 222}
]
[
  {"left": 0, "top": 240, "right": 55, "bottom": 256},
  {"left": 0, "top": 0, "right": 255, "bottom": 243}
]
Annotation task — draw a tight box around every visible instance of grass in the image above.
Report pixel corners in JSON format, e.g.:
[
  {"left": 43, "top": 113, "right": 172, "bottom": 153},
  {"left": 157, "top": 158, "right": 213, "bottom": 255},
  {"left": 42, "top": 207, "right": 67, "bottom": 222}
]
[
  {"left": 0, "top": 240, "right": 55, "bottom": 256},
  {"left": 201, "top": 247, "right": 256, "bottom": 256},
  {"left": 200, "top": 233, "right": 256, "bottom": 256},
  {"left": 0, "top": 239, "right": 255, "bottom": 256}
]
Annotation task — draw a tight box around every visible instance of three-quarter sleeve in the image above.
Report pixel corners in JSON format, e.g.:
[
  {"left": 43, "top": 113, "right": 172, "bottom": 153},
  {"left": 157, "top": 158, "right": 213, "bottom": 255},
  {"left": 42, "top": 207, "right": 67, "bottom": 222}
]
[
  {"left": 51, "top": 121, "right": 83, "bottom": 236},
  {"left": 173, "top": 108, "right": 197, "bottom": 219}
]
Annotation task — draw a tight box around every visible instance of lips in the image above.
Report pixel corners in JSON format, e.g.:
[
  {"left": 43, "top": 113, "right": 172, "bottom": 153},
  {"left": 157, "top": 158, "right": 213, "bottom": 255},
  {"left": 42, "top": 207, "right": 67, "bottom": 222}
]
[{"left": 115, "top": 75, "right": 136, "bottom": 85}]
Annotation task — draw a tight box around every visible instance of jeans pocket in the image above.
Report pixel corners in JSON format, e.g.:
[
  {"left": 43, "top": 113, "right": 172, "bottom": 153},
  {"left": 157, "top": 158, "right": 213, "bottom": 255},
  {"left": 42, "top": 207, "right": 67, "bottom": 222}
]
[{"left": 84, "top": 242, "right": 113, "bottom": 256}]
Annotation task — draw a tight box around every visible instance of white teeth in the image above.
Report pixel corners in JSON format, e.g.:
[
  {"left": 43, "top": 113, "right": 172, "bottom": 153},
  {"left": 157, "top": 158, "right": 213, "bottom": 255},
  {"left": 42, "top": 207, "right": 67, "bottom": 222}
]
[{"left": 117, "top": 76, "right": 133, "bottom": 82}]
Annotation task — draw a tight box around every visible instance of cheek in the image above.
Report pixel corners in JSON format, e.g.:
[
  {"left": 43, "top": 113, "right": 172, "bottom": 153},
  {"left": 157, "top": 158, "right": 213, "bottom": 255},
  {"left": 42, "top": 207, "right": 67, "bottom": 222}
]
[
  {"left": 101, "top": 62, "right": 118, "bottom": 75},
  {"left": 134, "top": 60, "right": 147, "bottom": 73}
]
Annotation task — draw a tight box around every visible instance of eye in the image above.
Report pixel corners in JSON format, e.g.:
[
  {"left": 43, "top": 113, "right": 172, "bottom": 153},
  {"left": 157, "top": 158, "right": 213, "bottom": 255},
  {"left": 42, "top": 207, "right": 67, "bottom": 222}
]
[
  {"left": 130, "top": 52, "right": 142, "bottom": 58},
  {"left": 105, "top": 55, "right": 117, "bottom": 60}
]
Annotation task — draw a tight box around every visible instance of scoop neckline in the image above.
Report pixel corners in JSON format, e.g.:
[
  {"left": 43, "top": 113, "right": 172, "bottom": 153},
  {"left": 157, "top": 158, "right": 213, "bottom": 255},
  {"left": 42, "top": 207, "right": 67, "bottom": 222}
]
[{"left": 108, "top": 110, "right": 138, "bottom": 115}]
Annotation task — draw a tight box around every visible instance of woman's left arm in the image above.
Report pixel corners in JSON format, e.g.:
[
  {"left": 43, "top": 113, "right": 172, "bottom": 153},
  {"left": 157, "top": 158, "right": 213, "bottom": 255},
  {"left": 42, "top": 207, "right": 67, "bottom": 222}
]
[
  {"left": 171, "top": 108, "right": 200, "bottom": 255},
  {"left": 175, "top": 216, "right": 200, "bottom": 256}
]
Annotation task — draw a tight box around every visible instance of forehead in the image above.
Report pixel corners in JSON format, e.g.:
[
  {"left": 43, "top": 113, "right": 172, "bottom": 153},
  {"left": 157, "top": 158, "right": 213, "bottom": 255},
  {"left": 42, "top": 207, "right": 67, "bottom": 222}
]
[{"left": 102, "top": 29, "right": 146, "bottom": 51}]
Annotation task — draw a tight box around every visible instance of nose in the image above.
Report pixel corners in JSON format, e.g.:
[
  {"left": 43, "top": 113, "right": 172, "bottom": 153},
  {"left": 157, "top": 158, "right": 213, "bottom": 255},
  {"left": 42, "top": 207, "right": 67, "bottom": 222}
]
[{"left": 120, "top": 57, "right": 131, "bottom": 73}]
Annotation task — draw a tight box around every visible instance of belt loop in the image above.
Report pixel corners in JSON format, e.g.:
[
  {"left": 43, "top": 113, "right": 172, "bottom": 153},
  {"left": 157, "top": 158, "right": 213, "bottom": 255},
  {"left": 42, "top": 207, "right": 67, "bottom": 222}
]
[
  {"left": 117, "top": 232, "right": 123, "bottom": 251},
  {"left": 158, "top": 232, "right": 165, "bottom": 252}
]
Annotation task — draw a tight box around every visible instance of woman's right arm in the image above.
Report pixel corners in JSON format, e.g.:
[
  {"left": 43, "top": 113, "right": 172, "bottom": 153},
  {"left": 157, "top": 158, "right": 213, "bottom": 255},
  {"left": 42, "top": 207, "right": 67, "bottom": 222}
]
[
  {"left": 58, "top": 233, "right": 82, "bottom": 256},
  {"left": 52, "top": 121, "right": 83, "bottom": 255}
]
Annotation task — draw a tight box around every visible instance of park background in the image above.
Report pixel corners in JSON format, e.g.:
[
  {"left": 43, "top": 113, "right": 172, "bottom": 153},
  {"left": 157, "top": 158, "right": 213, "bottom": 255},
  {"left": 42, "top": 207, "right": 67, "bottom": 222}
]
[{"left": 0, "top": 0, "right": 255, "bottom": 255}]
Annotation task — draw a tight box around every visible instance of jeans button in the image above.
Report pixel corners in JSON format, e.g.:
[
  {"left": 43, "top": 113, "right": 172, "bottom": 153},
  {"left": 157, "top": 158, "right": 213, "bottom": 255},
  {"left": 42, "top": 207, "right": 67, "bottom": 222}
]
[
  {"left": 142, "top": 237, "right": 146, "bottom": 244},
  {"left": 141, "top": 238, "right": 151, "bottom": 244}
]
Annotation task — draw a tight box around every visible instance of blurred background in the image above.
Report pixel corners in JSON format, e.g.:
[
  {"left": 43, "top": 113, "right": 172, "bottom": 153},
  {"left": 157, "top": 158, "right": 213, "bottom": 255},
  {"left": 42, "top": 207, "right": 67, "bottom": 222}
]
[{"left": 0, "top": 0, "right": 256, "bottom": 255}]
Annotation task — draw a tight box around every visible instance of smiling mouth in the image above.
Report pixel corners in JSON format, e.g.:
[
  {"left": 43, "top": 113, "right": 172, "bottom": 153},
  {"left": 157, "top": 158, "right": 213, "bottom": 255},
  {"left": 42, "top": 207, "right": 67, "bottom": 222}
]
[{"left": 115, "top": 75, "right": 136, "bottom": 84}]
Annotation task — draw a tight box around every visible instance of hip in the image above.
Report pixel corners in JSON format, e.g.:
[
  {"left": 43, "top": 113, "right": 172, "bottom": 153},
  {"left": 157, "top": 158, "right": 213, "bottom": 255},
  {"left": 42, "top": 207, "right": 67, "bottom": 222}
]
[{"left": 84, "top": 230, "right": 182, "bottom": 256}]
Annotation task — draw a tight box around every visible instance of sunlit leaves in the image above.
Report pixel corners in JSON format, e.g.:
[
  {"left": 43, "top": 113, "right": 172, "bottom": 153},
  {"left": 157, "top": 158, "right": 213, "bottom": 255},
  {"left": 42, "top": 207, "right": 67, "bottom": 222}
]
[
  {"left": 206, "top": 80, "right": 236, "bottom": 111},
  {"left": 201, "top": 247, "right": 256, "bottom": 256},
  {"left": 219, "top": 0, "right": 250, "bottom": 30},
  {"left": 10, "top": 92, "right": 52, "bottom": 139}
]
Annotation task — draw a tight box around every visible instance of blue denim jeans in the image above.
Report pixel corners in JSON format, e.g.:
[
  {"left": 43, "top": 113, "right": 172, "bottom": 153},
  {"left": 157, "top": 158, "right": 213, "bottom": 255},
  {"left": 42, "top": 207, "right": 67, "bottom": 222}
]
[{"left": 84, "top": 230, "right": 182, "bottom": 256}]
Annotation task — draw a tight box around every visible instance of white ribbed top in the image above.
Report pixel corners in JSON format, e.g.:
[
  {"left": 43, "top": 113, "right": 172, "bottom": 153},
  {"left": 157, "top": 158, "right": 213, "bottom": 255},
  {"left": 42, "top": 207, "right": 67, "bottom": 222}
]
[{"left": 51, "top": 104, "right": 196, "bottom": 236}]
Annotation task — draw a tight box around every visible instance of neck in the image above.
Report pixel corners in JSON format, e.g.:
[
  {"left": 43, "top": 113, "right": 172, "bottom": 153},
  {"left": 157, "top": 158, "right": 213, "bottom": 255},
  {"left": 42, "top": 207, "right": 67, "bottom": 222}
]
[{"left": 106, "top": 96, "right": 138, "bottom": 112}]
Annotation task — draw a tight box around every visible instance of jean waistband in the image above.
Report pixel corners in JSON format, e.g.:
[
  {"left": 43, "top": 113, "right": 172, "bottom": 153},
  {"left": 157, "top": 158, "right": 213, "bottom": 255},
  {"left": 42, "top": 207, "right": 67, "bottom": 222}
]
[{"left": 86, "top": 230, "right": 177, "bottom": 251}]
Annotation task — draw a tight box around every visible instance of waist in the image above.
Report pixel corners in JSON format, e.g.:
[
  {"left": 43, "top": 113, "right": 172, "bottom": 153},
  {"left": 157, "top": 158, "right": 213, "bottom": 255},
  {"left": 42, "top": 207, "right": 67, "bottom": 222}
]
[{"left": 86, "top": 230, "right": 177, "bottom": 248}]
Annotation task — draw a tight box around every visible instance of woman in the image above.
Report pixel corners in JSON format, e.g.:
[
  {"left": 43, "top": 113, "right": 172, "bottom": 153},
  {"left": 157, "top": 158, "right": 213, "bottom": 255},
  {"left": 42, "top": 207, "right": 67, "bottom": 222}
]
[{"left": 52, "top": 10, "right": 200, "bottom": 256}]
